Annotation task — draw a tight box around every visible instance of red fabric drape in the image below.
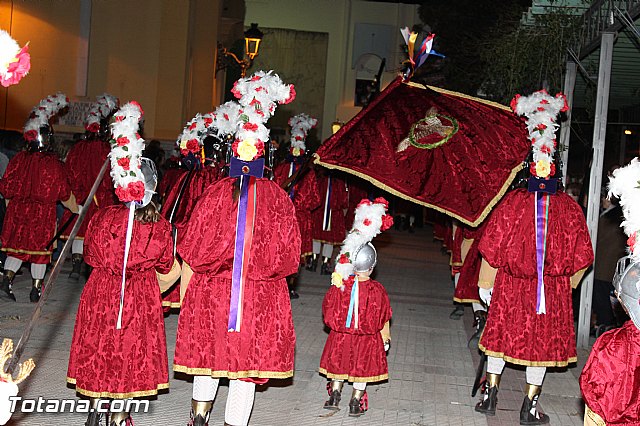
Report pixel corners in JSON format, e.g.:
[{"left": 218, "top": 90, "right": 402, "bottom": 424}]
[{"left": 314, "top": 78, "right": 530, "bottom": 226}]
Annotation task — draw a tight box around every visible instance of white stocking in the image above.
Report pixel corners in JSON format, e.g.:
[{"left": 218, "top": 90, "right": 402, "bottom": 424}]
[
  {"left": 487, "top": 356, "right": 505, "bottom": 375},
  {"left": 525, "top": 367, "right": 546, "bottom": 386},
  {"left": 72, "top": 239, "right": 84, "bottom": 255},
  {"left": 4, "top": 256, "right": 22, "bottom": 273},
  {"left": 192, "top": 375, "right": 219, "bottom": 401},
  {"left": 321, "top": 243, "right": 334, "bottom": 259},
  {"left": 352, "top": 382, "right": 367, "bottom": 391},
  {"left": 472, "top": 302, "right": 486, "bottom": 313},
  {"left": 225, "top": 380, "right": 255, "bottom": 426},
  {"left": 312, "top": 240, "right": 321, "bottom": 255},
  {"left": 31, "top": 264, "right": 46, "bottom": 280}
]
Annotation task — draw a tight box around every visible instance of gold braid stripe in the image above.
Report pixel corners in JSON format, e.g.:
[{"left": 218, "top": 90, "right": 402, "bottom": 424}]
[
  {"left": 173, "top": 364, "right": 294, "bottom": 379},
  {"left": 161, "top": 301, "right": 181, "bottom": 308},
  {"left": 453, "top": 297, "right": 481, "bottom": 304},
  {"left": 404, "top": 81, "right": 514, "bottom": 112},
  {"left": 478, "top": 344, "right": 577, "bottom": 367},
  {"left": 585, "top": 406, "right": 606, "bottom": 426},
  {"left": 2, "top": 247, "right": 52, "bottom": 256},
  {"left": 318, "top": 367, "right": 388, "bottom": 383},
  {"left": 314, "top": 154, "right": 523, "bottom": 227},
  {"left": 67, "top": 377, "right": 169, "bottom": 399}
]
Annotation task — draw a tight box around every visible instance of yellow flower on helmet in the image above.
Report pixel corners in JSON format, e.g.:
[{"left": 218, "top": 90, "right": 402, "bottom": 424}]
[
  {"left": 237, "top": 138, "right": 258, "bottom": 162},
  {"left": 535, "top": 159, "right": 551, "bottom": 178},
  {"left": 331, "top": 272, "right": 343, "bottom": 288},
  {"left": 292, "top": 147, "right": 302, "bottom": 157},
  {"left": 179, "top": 137, "right": 189, "bottom": 150}
]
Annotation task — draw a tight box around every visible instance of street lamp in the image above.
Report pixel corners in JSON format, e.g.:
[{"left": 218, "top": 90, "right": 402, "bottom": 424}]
[{"left": 216, "top": 23, "right": 264, "bottom": 78}]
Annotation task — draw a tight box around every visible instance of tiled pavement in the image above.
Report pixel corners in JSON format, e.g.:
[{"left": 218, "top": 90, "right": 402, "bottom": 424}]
[{"left": 0, "top": 226, "right": 589, "bottom": 425}]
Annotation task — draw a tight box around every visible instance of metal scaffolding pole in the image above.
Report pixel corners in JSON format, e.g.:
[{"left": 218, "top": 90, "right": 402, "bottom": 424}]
[
  {"left": 561, "top": 61, "right": 577, "bottom": 185},
  {"left": 577, "top": 32, "right": 614, "bottom": 349}
]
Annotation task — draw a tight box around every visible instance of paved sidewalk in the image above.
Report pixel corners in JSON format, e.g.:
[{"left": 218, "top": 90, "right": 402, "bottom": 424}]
[{"left": 0, "top": 226, "right": 587, "bottom": 425}]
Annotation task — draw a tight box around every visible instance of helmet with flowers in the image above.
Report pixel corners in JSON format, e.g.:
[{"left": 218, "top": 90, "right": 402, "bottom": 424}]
[
  {"left": 608, "top": 158, "right": 640, "bottom": 329},
  {"left": 176, "top": 112, "right": 216, "bottom": 170},
  {"left": 108, "top": 101, "right": 156, "bottom": 207},
  {"left": 0, "top": 338, "right": 35, "bottom": 425},
  {"left": 511, "top": 90, "right": 568, "bottom": 182},
  {"left": 0, "top": 30, "right": 30, "bottom": 88},
  {"left": 288, "top": 113, "right": 317, "bottom": 158},
  {"left": 85, "top": 93, "right": 119, "bottom": 139},
  {"left": 226, "top": 71, "right": 295, "bottom": 163},
  {"left": 331, "top": 197, "right": 394, "bottom": 288},
  {"left": 23, "top": 92, "right": 68, "bottom": 151}
]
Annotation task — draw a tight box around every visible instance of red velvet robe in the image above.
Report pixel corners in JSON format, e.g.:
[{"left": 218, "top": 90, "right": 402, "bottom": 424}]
[
  {"left": 60, "top": 138, "right": 116, "bottom": 240},
  {"left": 273, "top": 161, "right": 321, "bottom": 257},
  {"left": 478, "top": 189, "right": 594, "bottom": 366},
  {"left": 312, "top": 171, "right": 348, "bottom": 245},
  {"left": 67, "top": 206, "right": 174, "bottom": 398},
  {"left": 0, "top": 151, "right": 72, "bottom": 263},
  {"left": 345, "top": 179, "right": 369, "bottom": 230},
  {"left": 157, "top": 167, "right": 186, "bottom": 205},
  {"left": 453, "top": 225, "right": 485, "bottom": 304},
  {"left": 174, "top": 178, "right": 301, "bottom": 380},
  {"left": 319, "top": 278, "right": 392, "bottom": 382},
  {"left": 580, "top": 321, "right": 640, "bottom": 425},
  {"left": 160, "top": 166, "right": 222, "bottom": 308}
]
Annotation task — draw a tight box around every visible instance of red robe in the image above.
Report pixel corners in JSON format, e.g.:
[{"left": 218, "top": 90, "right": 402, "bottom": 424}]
[
  {"left": 319, "top": 278, "right": 392, "bottom": 382},
  {"left": 67, "top": 206, "right": 174, "bottom": 398},
  {"left": 273, "top": 161, "right": 321, "bottom": 257},
  {"left": 478, "top": 189, "right": 594, "bottom": 366},
  {"left": 174, "top": 178, "right": 301, "bottom": 379},
  {"left": 157, "top": 167, "right": 186, "bottom": 205},
  {"left": 160, "top": 166, "right": 222, "bottom": 308},
  {"left": 453, "top": 225, "right": 485, "bottom": 304},
  {"left": 580, "top": 321, "right": 640, "bottom": 425},
  {"left": 60, "top": 138, "right": 116, "bottom": 240},
  {"left": 0, "top": 151, "right": 72, "bottom": 263},
  {"left": 312, "top": 172, "right": 348, "bottom": 245}
]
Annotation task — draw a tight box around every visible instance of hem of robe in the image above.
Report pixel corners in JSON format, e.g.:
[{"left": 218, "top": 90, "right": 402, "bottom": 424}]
[
  {"left": 453, "top": 297, "right": 480, "bottom": 304},
  {"left": 479, "top": 344, "right": 577, "bottom": 367},
  {"left": 67, "top": 378, "right": 169, "bottom": 398},
  {"left": 318, "top": 368, "right": 388, "bottom": 383},
  {"left": 173, "top": 364, "right": 293, "bottom": 379},
  {"left": 2, "top": 247, "right": 52, "bottom": 255}
]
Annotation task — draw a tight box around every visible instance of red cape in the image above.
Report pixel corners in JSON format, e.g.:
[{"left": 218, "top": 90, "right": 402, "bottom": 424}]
[{"left": 314, "top": 78, "right": 530, "bottom": 226}]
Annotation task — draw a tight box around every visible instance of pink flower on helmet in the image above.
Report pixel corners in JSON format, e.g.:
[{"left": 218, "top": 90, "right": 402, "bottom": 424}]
[
  {"left": 381, "top": 214, "right": 394, "bottom": 231},
  {"left": 117, "top": 157, "right": 130, "bottom": 170},
  {"left": 283, "top": 86, "right": 296, "bottom": 104},
  {"left": 116, "top": 136, "right": 129, "bottom": 146}
]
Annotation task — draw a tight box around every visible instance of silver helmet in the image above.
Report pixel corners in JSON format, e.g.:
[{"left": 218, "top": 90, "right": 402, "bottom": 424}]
[
  {"left": 137, "top": 157, "right": 158, "bottom": 208},
  {"left": 613, "top": 255, "right": 640, "bottom": 330},
  {"left": 352, "top": 242, "right": 377, "bottom": 273}
]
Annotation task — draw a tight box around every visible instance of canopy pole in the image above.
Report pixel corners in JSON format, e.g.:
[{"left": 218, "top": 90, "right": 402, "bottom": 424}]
[
  {"left": 577, "top": 32, "right": 614, "bottom": 349},
  {"left": 560, "top": 61, "right": 577, "bottom": 186}
]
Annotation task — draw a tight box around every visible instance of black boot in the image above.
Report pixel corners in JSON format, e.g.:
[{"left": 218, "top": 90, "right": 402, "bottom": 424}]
[
  {"left": 348, "top": 389, "right": 368, "bottom": 417},
  {"left": 0, "top": 270, "right": 16, "bottom": 301},
  {"left": 475, "top": 373, "right": 500, "bottom": 416},
  {"left": 468, "top": 310, "right": 487, "bottom": 350},
  {"left": 323, "top": 380, "right": 343, "bottom": 410},
  {"left": 70, "top": 253, "right": 83, "bottom": 280},
  {"left": 520, "top": 384, "right": 550, "bottom": 425},
  {"left": 320, "top": 257, "right": 331, "bottom": 275},
  {"left": 85, "top": 410, "right": 104, "bottom": 426},
  {"left": 307, "top": 254, "right": 318, "bottom": 272},
  {"left": 188, "top": 399, "right": 212, "bottom": 426},
  {"left": 30, "top": 278, "right": 43, "bottom": 303},
  {"left": 109, "top": 410, "right": 132, "bottom": 426}
]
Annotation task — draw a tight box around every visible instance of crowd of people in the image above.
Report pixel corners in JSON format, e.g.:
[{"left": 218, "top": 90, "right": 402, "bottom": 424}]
[{"left": 1, "top": 71, "right": 640, "bottom": 426}]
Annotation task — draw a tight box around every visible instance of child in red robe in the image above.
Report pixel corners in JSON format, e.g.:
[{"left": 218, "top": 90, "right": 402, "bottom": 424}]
[
  {"left": 320, "top": 198, "right": 393, "bottom": 417},
  {"left": 67, "top": 103, "right": 180, "bottom": 426}
]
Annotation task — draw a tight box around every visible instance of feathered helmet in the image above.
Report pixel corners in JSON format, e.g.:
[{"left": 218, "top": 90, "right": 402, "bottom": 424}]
[
  {"left": 227, "top": 70, "right": 296, "bottom": 163},
  {"left": 176, "top": 112, "right": 215, "bottom": 169},
  {"left": 85, "top": 93, "right": 119, "bottom": 138},
  {"left": 108, "top": 101, "right": 156, "bottom": 207},
  {"left": 0, "top": 30, "right": 30, "bottom": 88},
  {"left": 23, "top": 92, "right": 68, "bottom": 150},
  {"left": 608, "top": 158, "right": 640, "bottom": 329},
  {"left": 511, "top": 90, "right": 568, "bottom": 182},
  {"left": 331, "top": 197, "right": 394, "bottom": 288},
  {"left": 288, "top": 113, "right": 317, "bottom": 157}
]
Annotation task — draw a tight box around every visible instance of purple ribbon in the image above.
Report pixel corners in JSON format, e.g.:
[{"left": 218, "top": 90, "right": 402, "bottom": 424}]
[
  {"left": 535, "top": 192, "right": 548, "bottom": 314},
  {"left": 228, "top": 175, "right": 250, "bottom": 331},
  {"left": 288, "top": 162, "right": 296, "bottom": 200}
]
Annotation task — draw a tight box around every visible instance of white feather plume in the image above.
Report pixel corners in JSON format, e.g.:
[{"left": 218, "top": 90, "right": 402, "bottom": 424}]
[
  {"left": 608, "top": 158, "right": 640, "bottom": 261},
  {"left": 85, "top": 93, "right": 120, "bottom": 132},
  {"left": 23, "top": 92, "right": 68, "bottom": 140},
  {"left": 289, "top": 113, "right": 317, "bottom": 153},
  {"left": 109, "top": 101, "right": 146, "bottom": 202}
]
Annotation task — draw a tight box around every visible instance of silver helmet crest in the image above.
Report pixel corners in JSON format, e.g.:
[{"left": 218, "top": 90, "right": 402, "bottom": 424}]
[
  {"left": 352, "top": 242, "right": 377, "bottom": 273},
  {"left": 613, "top": 255, "right": 640, "bottom": 330}
]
